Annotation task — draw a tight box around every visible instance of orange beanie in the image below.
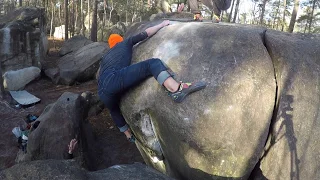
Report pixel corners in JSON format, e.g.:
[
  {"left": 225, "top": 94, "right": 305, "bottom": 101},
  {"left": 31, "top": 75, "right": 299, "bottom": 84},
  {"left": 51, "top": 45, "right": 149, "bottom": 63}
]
[{"left": 108, "top": 34, "right": 123, "bottom": 48}]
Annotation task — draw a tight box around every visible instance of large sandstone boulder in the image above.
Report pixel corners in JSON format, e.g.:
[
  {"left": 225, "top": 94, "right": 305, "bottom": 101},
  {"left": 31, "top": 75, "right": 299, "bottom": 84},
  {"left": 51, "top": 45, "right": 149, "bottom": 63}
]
[
  {"left": 45, "top": 42, "right": 108, "bottom": 85},
  {"left": 256, "top": 31, "right": 320, "bottom": 179},
  {"left": 122, "top": 21, "right": 276, "bottom": 179},
  {"left": 0, "top": 160, "right": 173, "bottom": 180},
  {"left": 3, "top": 66, "right": 41, "bottom": 90},
  {"left": 59, "top": 35, "right": 93, "bottom": 56},
  {"left": 0, "top": 7, "right": 47, "bottom": 73},
  {"left": 21, "top": 92, "right": 97, "bottom": 170}
]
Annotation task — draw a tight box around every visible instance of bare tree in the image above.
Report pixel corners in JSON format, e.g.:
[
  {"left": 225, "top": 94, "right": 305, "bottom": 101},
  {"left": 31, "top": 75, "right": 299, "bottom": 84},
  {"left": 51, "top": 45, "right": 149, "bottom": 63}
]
[
  {"left": 50, "top": 0, "right": 54, "bottom": 37},
  {"left": 75, "top": 0, "right": 78, "bottom": 35},
  {"left": 90, "top": 0, "right": 98, "bottom": 41},
  {"left": 260, "top": 0, "right": 268, "bottom": 25},
  {"left": 232, "top": 0, "right": 241, "bottom": 23},
  {"left": 81, "top": 0, "right": 84, "bottom": 35},
  {"left": 272, "top": 0, "right": 281, "bottom": 29},
  {"left": 288, "top": 0, "right": 300, "bottom": 32},
  {"left": 228, "top": 0, "right": 236, "bottom": 22},
  {"left": 88, "top": 0, "right": 91, "bottom": 36},
  {"left": 65, "top": 0, "right": 69, "bottom": 40},
  {"left": 308, "top": 0, "right": 316, "bottom": 33},
  {"left": 71, "top": 0, "right": 75, "bottom": 36},
  {"left": 126, "top": 0, "right": 128, "bottom": 25},
  {"left": 101, "top": 0, "right": 107, "bottom": 41},
  {"left": 108, "top": 0, "right": 114, "bottom": 27},
  {"left": 281, "top": 0, "right": 287, "bottom": 31},
  {"left": 59, "top": 2, "right": 63, "bottom": 37}
]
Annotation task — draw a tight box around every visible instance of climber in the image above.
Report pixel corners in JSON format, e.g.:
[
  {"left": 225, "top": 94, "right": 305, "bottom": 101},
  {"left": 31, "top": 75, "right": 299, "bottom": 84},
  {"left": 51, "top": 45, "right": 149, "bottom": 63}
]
[
  {"left": 97, "top": 20, "right": 206, "bottom": 143},
  {"left": 177, "top": 0, "right": 232, "bottom": 22}
]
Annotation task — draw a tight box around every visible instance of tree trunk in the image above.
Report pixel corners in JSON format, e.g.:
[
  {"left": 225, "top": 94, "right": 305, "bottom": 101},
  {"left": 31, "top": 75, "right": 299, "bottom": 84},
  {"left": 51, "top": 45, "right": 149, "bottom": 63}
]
[
  {"left": 59, "top": 4, "right": 63, "bottom": 38},
  {"left": 308, "top": 0, "right": 316, "bottom": 33},
  {"left": 65, "top": 0, "right": 69, "bottom": 40},
  {"left": 101, "top": 0, "right": 107, "bottom": 41},
  {"left": 69, "top": 0, "right": 75, "bottom": 37},
  {"left": 50, "top": 0, "right": 54, "bottom": 38},
  {"left": 47, "top": 0, "right": 49, "bottom": 12},
  {"left": 81, "top": 0, "right": 84, "bottom": 35},
  {"left": 132, "top": 2, "right": 136, "bottom": 24},
  {"left": 75, "top": 0, "right": 78, "bottom": 34},
  {"left": 108, "top": 0, "right": 114, "bottom": 28},
  {"left": 126, "top": 0, "right": 128, "bottom": 25},
  {"left": 304, "top": 19, "right": 308, "bottom": 33},
  {"left": 228, "top": 0, "right": 235, "bottom": 22},
  {"left": 88, "top": 0, "right": 91, "bottom": 37},
  {"left": 19, "top": 0, "right": 22, "bottom": 6},
  {"left": 281, "top": 0, "right": 286, "bottom": 31},
  {"left": 259, "top": 0, "right": 268, "bottom": 25},
  {"left": 90, "top": 0, "right": 97, "bottom": 42},
  {"left": 232, "top": 0, "right": 240, "bottom": 23},
  {"left": 0, "top": 60, "right": 4, "bottom": 99},
  {"left": 288, "top": 0, "right": 300, "bottom": 32},
  {"left": 71, "top": 0, "right": 75, "bottom": 37},
  {"left": 272, "top": 0, "right": 281, "bottom": 29}
]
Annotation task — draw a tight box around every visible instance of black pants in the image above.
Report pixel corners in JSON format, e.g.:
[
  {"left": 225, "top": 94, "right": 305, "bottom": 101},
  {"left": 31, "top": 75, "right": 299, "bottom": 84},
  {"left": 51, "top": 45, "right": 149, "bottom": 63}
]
[
  {"left": 98, "top": 58, "right": 169, "bottom": 132},
  {"left": 188, "top": 0, "right": 231, "bottom": 16}
]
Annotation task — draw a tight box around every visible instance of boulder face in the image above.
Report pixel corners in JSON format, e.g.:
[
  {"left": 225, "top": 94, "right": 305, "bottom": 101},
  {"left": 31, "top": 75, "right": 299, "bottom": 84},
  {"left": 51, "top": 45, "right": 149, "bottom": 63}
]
[
  {"left": 59, "top": 35, "right": 93, "bottom": 56},
  {"left": 45, "top": 42, "right": 108, "bottom": 85},
  {"left": 122, "top": 21, "right": 276, "bottom": 179},
  {"left": 24, "top": 92, "right": 83, "bottom": 161},
  {"left": 3, "top": 66, "right": 41, "bottom": 90},
  {"left": 0, "top": 160, "right": 173, "bottom": 180},
  {"left": 0, "top": 7, "right": 47, "bottom": 73},
  {"left": 0, "top": 160, "right": 87, "bottom": 180},
  {"left": 21, "top": 92, "right": 97, "bottom": 170},
  {"left": 258, "top": 31, "right": 320, "bottom": 180}
]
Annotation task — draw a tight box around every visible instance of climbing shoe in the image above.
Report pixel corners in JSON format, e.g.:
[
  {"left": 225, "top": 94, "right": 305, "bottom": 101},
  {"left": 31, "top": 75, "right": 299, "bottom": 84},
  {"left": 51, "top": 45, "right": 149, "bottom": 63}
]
[
  {"left": 128, "top": 135, "right": 136, "bottom": 143},
  {"left": 168, "top": 81, "right": 206, "bottom": 103},
  {"left": 212, "top": 14, "right": 220, "bottom": 23}
]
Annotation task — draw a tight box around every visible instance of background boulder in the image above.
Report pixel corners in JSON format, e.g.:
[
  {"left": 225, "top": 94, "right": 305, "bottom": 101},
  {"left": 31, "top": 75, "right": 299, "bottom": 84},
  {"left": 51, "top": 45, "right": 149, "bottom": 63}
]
[
  {"left": 3, "top": 66, "right": 41, "bottom": 90},
  {"left": 257, "top": 31, "right": 320, "bottom": 180},
  {"left": 45, "top": 42, "right": 108, "bottom": 85},
  {"left": 0, "top": 7, "right": 47, "bottom": 73},
  {"left": 122, "top": 21, "right": 276, "bottom": 179},
  {"left": 20, "top": 92, "right": 97, "bottom": 170},
  {"left": 59, "top": 35, "right": 93, "bottom": 56}
]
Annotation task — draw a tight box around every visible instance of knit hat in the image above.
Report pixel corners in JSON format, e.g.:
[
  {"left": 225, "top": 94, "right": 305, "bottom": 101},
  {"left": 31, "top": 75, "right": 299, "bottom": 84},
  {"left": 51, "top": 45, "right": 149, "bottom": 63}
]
[{"left": 108, "top": 34, "right": 123, "bottom": 48}]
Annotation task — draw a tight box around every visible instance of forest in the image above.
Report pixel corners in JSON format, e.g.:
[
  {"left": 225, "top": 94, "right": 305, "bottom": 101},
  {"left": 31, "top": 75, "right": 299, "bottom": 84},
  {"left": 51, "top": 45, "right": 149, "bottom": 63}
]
[{"left": 0, "top": 0, "right": 319, "bottom": 42}]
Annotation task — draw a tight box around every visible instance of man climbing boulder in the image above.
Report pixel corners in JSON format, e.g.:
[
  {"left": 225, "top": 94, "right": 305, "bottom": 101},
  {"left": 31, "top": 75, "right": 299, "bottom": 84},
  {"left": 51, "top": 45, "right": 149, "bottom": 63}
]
[{"left": 178, "top": 0, "right": 232, "bottom": 22}]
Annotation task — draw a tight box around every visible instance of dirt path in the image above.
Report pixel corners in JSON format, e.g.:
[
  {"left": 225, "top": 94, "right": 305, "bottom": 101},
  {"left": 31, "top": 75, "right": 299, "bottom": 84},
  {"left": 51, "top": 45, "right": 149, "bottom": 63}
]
[{"left": 0, "top": 37, "right": 143, "bottom": 170}]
